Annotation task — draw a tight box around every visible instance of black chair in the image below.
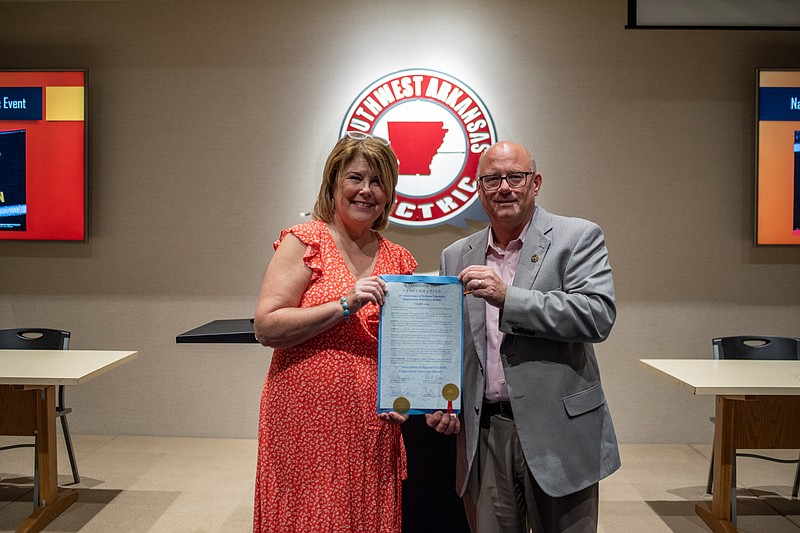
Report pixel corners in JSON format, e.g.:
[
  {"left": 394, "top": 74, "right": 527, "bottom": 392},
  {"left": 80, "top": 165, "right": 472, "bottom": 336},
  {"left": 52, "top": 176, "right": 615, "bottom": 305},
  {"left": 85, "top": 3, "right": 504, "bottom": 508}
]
[
  {"left": 705, "top": 336, "right": 800, "bottom": 521},
  {"left": 0, "top": 328, "right": 81, "bottom": 499}
]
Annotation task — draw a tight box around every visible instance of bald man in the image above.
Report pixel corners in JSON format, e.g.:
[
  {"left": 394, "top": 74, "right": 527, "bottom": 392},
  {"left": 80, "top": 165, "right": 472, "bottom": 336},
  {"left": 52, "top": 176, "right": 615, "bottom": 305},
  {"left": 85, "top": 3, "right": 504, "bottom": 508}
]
[{"left": 429, "top": 141, "right": 620, "bottom": 533}]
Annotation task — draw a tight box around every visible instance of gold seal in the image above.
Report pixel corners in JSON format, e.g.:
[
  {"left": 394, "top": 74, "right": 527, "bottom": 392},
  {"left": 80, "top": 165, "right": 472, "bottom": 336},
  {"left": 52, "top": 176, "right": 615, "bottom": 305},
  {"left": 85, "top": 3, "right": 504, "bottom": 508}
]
[
  {"left": 393, "top": 396, "right": 411, "bottom": 414},
  {"left": 442, "top": 383, "right": 460, "bottom": 402}
]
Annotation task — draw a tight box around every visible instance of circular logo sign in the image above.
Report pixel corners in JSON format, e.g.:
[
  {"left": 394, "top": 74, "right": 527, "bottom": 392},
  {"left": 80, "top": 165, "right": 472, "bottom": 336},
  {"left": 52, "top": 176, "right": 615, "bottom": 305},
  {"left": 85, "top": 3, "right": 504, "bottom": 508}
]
[{"left": 341, "top": 69, "right": 497, "bottom": 228}]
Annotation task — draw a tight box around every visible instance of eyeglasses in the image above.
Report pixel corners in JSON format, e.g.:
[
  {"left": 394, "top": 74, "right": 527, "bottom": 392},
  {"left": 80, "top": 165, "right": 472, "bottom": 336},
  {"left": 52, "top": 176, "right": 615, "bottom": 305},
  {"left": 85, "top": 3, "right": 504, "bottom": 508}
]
[
  {"left": 344, "top": 131, "right": 390, "bottom": 146},
  {"left": 477, "top": 171, "right": 533, "bottom": 191}
]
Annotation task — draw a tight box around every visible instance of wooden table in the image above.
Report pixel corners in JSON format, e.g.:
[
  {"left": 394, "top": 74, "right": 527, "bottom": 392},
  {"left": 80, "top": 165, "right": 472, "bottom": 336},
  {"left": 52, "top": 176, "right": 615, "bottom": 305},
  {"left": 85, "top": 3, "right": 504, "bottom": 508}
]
[
  {"left": 640, "top": 359, "right": 800, "bottom": 533},
  {"left": 0, "top": 349, "right": 138, "bottom": 533}
]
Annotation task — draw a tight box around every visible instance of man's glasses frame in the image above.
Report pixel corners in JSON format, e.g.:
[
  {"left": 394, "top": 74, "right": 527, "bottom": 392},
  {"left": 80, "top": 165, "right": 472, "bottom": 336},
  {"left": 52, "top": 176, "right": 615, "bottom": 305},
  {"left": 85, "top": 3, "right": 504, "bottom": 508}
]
[
  {"left": 477, "top": 171, "right": 533, "bottom": 191},
  {"left": 344, "top": 131, "right": 390, "bottom": 146}
]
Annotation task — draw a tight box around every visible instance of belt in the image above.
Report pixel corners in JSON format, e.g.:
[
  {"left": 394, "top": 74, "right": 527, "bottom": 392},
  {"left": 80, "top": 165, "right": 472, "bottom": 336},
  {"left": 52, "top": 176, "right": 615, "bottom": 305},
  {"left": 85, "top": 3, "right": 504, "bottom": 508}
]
[{"left": 481, "top": 400, "right": 514, "bottom": 420}]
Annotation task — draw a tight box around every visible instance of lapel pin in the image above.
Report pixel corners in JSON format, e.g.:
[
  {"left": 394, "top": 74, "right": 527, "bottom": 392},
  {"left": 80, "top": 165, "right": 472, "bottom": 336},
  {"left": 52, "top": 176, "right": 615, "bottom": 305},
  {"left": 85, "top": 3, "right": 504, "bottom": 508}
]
[{"left": 531, "top": 254, "right": 540, "bottom": 263}]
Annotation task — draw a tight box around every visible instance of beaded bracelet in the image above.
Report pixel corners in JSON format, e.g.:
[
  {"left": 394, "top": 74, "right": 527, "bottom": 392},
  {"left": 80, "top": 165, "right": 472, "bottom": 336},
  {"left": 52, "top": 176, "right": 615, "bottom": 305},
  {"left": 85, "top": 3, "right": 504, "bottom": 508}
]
[{"left": 339, "top": 297, "right": 350, "bottom": 320}]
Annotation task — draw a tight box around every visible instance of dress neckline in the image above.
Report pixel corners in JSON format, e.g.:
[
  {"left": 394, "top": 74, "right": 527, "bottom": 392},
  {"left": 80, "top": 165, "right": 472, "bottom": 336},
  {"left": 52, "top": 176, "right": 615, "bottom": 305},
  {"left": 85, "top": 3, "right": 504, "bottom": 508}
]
[{"left": 324, "top": 222, "right": 382, "bottom": 281}]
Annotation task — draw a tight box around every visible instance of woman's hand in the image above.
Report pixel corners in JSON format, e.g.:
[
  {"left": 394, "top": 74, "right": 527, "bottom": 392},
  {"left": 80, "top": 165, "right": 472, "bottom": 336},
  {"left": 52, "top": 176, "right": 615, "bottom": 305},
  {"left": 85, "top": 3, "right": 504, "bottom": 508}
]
[
  {"left": 379, "top": 411, "right": 409, "bottom": 424},
  {"left": 425, "top": 411, "right": 460, "bottom": 435},
  {"left": 345, "top": 275, "right": 389, "bottom": 313}
]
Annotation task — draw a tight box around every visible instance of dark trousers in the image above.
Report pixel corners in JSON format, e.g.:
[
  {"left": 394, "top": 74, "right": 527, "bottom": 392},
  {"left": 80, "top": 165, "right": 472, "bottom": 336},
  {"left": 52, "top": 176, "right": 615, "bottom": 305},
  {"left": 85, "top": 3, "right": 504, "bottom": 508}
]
[{"left": 465, "top": 411, "right": 599, "bottom": 533}]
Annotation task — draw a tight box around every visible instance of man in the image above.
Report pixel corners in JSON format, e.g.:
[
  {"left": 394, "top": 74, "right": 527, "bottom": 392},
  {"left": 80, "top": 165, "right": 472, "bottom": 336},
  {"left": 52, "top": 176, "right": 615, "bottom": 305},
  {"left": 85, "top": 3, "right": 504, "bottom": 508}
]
[{"left": 428, "top": 141, "right": 620, "bottom": 533}]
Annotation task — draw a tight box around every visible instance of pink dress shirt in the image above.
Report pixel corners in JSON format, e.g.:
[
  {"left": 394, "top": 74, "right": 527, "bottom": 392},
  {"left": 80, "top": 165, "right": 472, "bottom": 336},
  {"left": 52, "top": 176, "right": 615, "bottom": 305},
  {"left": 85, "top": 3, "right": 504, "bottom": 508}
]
[{"left": 483, "top": 220, "right": 530, "bottom": 403}]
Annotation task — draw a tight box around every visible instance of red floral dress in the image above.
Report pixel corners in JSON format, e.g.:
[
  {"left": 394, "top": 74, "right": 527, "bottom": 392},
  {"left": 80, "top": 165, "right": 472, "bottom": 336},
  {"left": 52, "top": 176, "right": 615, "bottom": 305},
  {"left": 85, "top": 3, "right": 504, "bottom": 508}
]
[{"left": 253, "top": 220, "right": 417, "bottom": 533}]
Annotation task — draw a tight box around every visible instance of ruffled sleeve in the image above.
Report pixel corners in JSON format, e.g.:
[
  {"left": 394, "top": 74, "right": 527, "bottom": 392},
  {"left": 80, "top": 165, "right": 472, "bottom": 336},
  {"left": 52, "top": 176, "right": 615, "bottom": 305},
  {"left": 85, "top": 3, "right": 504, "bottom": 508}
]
[
  {"left": 273, "top": 221, "right": 325, "bottom": 283},
  {"left": 397, "top": 246, "right": 417, "bottom": 275}
]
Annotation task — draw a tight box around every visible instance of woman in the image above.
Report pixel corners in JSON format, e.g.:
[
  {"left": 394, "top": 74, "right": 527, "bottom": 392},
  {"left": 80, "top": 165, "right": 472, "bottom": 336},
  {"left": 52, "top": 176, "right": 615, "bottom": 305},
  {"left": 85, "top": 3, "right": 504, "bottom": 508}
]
[{"left": 253, "top": 132, "right": 416, "bottom": 532}]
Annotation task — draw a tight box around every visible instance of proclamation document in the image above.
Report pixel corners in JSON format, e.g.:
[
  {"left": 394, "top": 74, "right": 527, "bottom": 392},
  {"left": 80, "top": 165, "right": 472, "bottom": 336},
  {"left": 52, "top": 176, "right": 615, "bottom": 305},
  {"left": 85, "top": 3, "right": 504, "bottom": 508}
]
[{"left": 377, "top": 275, "right": 463, "bottom": 415}]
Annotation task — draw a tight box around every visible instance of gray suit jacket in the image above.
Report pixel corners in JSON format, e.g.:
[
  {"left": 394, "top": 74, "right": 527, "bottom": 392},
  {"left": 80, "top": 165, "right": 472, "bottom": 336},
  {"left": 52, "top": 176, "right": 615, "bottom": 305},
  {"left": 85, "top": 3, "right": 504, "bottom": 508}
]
[{"left": 440, "top": 206, "right": 620, "bottom": 498}]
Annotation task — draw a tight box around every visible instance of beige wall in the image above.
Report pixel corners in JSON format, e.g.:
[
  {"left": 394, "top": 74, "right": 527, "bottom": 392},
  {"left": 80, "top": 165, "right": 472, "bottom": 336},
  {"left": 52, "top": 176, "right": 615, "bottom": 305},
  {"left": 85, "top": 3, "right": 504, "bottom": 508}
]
[{"left": 2, "top": 0, "right": 799, "bottom": 442}]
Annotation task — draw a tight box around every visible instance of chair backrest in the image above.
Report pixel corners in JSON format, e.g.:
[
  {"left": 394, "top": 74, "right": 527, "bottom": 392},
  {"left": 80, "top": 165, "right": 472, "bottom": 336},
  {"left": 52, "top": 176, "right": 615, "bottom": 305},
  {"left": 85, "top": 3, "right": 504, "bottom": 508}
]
[
  {"left": 713, "top": 336, "right": 800, "bottom": 361},
  {"left": 0, "top": 328, "right": 71, "bottom": 350}
]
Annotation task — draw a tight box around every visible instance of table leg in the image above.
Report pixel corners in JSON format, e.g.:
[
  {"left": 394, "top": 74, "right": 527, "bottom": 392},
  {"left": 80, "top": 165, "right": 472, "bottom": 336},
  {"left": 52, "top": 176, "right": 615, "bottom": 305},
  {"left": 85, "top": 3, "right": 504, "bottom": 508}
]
[
  {"left": 695, "top": 395, "right": 738, "bottom": 533},
  {"left": 14, "top": 386, "right": 78, "bottom": 533}
]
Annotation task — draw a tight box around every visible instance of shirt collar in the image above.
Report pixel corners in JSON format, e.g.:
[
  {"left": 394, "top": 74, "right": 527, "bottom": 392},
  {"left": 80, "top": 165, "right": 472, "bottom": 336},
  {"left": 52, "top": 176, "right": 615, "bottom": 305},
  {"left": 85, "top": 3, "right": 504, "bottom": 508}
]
[{"left": 486, "top": 217, "right": 531, "bottom": 256}]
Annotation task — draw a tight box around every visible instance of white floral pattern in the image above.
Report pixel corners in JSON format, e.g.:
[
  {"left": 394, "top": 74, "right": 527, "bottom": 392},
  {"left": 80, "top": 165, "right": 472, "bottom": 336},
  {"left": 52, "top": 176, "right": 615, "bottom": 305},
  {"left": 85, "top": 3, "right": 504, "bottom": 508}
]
[{"left": 254, "top": 220, "right": 417, "bottom": 533}]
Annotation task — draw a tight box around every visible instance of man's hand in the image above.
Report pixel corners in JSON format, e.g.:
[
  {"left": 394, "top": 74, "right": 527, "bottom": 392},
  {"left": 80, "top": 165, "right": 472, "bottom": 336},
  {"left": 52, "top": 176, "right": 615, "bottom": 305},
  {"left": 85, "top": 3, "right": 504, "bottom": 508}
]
[{"left": 459, "top": 265, "right": 506, "bottom": 308}]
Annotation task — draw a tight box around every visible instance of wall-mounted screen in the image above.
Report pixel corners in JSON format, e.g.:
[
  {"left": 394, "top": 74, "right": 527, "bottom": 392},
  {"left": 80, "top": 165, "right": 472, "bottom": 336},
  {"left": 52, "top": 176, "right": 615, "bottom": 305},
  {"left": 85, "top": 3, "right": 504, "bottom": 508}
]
[
  {"left": 755, "top": 69, "right": 800, "bottom": 246},
  {"left": 628, "top": 0, "right": 800, "bottom": 29},
  {"left": 0, "top": 69, "right": 87, "bottom": 241}
]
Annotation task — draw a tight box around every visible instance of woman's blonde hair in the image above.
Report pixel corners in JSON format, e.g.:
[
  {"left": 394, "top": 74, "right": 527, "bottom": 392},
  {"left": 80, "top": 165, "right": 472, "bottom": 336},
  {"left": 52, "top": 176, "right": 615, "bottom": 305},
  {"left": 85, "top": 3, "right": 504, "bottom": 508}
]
[{"left": 311, "top": 135, "right": 399, "bottom": 231}]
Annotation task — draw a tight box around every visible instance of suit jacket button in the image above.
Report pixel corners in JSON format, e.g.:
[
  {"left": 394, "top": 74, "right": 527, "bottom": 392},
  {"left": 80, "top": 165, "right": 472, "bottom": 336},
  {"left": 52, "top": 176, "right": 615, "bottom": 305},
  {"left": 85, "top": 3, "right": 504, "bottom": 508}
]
[{"left": 475, "top": 406, "right": 480, "bottom": 414}]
